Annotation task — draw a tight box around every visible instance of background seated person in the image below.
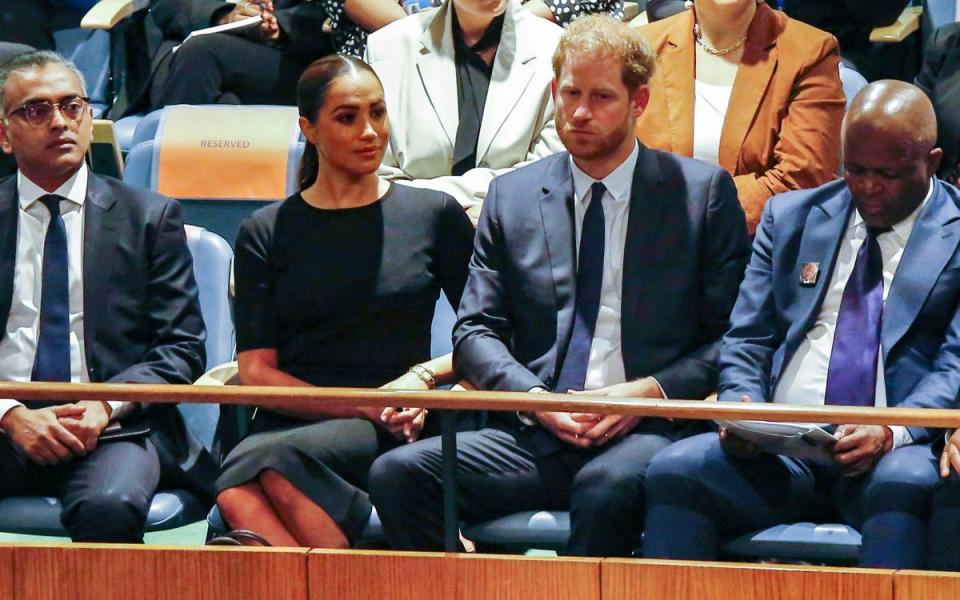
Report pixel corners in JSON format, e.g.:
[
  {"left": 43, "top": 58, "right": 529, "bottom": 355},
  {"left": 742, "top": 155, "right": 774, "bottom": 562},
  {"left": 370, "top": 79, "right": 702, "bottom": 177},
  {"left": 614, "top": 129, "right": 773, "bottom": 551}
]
[
  {"left": 364, "top": 0, "right": 565, "bottom": 224},
  {"left": 643, "top": 81, "right": 960, "bottom": 569},
  {"left": 645, "top": 1, "right": 914, "bottom": 82},
  {"left": 123, "top": 0, "right": 405, "bottom": 114},
  {"left": 214, "top": 55, "right": 474, "bottom": 548},
  {"left": 916, "top": 23, "right": 960, "bottom": 185},
  {"left": 634, "top": 0, "right": 845, "bottom": 234},
  {"left": 368, "top": 16, "right": 750, "bottom": 557},
  {"left": 0, "top": 51, "right": 215, "bottom": 542},
  {"left": 523, "top": 0, "right": 624, "bottom": 28}
]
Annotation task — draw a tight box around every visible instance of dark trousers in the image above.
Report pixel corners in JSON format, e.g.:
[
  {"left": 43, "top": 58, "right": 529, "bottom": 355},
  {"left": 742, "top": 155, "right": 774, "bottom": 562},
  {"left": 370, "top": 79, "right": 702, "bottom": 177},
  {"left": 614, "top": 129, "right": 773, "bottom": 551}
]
[
  {"left": 369, "top": 419, "right": 681, "bottom": 557},
  {"left": 927, "top": 470, "right": 960, "bottom": 571},
  {"left": 643, "top": 433, "right": 940, "bottom": 568},
  {"left": 0, "top": 435, "right": 161, "bottom": 542},
  {"left": 149, "top": 32, "right": 311, "bottom": 109}
]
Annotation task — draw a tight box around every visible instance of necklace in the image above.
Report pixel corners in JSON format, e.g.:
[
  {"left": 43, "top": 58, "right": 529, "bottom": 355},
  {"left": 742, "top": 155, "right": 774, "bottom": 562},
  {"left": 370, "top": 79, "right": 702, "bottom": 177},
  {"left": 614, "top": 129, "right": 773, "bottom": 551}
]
[{"left": 694, "top": 23, "right": 747, "bottom": 56}]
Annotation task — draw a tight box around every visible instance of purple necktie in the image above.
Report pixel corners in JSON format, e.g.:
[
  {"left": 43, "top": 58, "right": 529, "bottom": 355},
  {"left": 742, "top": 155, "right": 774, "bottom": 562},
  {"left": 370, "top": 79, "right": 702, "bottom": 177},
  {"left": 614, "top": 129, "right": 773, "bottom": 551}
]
[
  {"left": 555, "top": 182, "right": 606, "bottom": 392},
  {"left": 824, "top": 226, "right": 889, "bottom": 406}
]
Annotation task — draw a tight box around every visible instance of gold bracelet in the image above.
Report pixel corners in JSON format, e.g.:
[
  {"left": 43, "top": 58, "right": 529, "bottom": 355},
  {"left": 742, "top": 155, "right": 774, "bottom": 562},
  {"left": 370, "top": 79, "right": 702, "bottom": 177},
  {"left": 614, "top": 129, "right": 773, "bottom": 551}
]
[{"left": 408, "top": 364, "right": 436, "bottom": 389}]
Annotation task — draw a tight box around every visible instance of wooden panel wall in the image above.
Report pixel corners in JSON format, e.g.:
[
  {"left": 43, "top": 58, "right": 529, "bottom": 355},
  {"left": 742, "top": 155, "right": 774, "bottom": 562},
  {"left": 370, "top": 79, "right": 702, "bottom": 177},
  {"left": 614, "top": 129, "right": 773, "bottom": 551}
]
[
  {"left": 11, "top": 544, "right": 308, "bottom": 600},
  {"left": 0, "top": 546, "right": 13, "bottom": 600},
  {"left": 602, "top": 559, "right": 895, "bottom": 600},
  {"left": 895, "top": 570, "right": 960, "bottom": 600},
  {"left": 7, "top": 545, "right": 960, "bottom": 600},
  {"left": 308, "top": 550, "right": 601, "bottom": 600}
]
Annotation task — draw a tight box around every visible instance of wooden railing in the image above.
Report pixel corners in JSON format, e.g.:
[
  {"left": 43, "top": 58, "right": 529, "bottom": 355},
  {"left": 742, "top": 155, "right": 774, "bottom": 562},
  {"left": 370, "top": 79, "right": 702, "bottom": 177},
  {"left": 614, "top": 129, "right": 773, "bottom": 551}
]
[{"left": 3, "top": 381, "right": 959, "bottom": 428}]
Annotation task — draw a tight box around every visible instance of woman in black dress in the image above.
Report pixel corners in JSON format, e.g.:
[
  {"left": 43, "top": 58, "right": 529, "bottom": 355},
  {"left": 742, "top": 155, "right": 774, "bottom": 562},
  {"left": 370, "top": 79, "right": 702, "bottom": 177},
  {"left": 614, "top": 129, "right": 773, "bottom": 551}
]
[{"left": 215, "top": 54, "right": 474, "bottom": 547}]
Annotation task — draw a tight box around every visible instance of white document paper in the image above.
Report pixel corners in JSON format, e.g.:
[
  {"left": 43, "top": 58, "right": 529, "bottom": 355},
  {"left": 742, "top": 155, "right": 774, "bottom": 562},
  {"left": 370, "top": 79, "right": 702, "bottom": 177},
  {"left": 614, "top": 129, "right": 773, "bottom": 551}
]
[
  {"left": 715, "top": 420, "right": 837, "bottom": 465},
  {"left": 173, "top": 15, "right": 263, "bottom": 53}
]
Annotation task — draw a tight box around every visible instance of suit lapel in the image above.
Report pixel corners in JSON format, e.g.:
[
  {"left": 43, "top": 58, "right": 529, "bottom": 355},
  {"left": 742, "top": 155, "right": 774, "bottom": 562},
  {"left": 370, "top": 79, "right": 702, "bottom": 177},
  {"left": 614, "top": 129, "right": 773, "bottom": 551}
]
[
  {"left": 81, "top": 174, "right": 117, "bottom": 364},
  {"left": 539, "top": 155, "right": 577, "bottom": 374},
  {"left": 782, "top": 190, "right": 850, "bottom": 362},
  {"left": 415, "top": 3, "right": 459, "bottom": 148},
  {"left": 882, "top": 181, "right": 960, "bottom": 357},
  {"left": 621, "top": 145, "right": 665, "bottom": 322},
  {"left": 0, "top": 177, "right": 19, "bottom": 335},
  {"left": 718, "top": 4, "right": 779, "bottom": 174},
  {"left": 660, "top": 13, "right": 695, "bottom": 157},
  {"left": 476, "top": 3, "right": 535, "bottom": 163}
]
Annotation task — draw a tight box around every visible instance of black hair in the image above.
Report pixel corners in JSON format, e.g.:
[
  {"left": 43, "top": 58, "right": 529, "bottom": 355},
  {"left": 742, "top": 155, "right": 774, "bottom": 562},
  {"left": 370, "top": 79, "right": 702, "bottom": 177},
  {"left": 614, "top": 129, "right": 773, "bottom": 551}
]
[{"left": 296, "top": 54, "right": 383, "bottom": 190}]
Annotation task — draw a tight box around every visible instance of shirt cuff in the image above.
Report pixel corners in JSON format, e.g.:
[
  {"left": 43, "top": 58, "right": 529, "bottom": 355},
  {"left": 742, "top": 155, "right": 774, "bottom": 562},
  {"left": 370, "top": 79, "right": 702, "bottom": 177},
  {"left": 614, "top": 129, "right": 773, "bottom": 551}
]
[
  {"left": 106, "top": 401, "right": 135, "bottom": 421},
  {"left": 889, "top": 425, "right": 914, "bottom": 449},
  {"left": 649, "top": 377, "right": 668, "bottom": 400},
  {"left": 0, "top": 399, "right": 24, "bottom": 431}
]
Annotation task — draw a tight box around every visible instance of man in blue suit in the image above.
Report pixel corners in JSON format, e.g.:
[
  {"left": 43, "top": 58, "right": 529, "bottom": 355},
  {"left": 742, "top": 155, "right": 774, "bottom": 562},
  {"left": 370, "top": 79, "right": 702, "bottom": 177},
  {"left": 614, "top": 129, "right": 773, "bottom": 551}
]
[
  {"left": 368, "top": 15, "right": 750, "bottom": 556},
  {"left": 643, "top": 80, "right": 960, "bottom": 569}
]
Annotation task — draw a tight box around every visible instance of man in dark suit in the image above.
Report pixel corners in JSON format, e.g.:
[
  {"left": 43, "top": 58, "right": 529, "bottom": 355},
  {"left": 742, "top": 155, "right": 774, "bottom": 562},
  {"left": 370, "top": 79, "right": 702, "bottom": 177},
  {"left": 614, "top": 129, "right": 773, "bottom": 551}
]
[
  {"left": 643, "top": 80, "right": 960, "bottom": 568},
  {"left": 368, "top": 15, "right": 750, "bottom": 556},
  {"left": 0, "top": 50, "right": 216, "bottom": 542}
]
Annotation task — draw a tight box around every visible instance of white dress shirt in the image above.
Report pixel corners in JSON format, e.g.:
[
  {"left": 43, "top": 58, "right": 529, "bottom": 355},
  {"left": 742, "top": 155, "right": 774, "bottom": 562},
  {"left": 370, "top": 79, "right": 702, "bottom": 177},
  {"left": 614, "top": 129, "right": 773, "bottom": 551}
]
[
  {"left": 0, "top": 164, "right": 125, "bottom": 426},
  {"left": 568, "top": 141, "right": 643, "bottom": 391},
  {"left": 692, "top": 80, "right": 733, "bottom": 166},
  {"left": 773, "top": 180, "right": 934, "bottom": 448}
]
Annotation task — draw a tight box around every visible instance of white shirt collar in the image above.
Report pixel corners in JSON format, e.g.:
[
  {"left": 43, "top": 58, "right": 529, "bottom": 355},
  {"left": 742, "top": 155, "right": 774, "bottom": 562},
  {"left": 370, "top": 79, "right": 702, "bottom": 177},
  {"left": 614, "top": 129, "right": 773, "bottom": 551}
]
[
  {"left": 850, "top": 177, "right": 933, "bottom": 244},
  {"left": 17, "top": 163, "right": 88, "bottom": 211},
  {"left": 570, "top": 141, "right": 639, "bottom": 205}
]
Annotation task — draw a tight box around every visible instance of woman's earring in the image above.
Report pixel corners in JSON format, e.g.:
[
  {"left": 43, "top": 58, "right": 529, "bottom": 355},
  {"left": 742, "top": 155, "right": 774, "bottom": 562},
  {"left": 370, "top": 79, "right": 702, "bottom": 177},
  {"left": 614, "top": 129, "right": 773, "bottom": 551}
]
[{"left": 683, "top": 0, "right": 693, "bottom": 8}]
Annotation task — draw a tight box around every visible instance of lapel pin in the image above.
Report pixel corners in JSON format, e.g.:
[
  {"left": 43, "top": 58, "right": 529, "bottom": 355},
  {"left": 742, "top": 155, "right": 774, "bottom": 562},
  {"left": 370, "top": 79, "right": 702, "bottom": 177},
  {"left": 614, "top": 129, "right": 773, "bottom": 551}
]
[{"left": 800, "top": 262, "right": 820, "bottom": 286}]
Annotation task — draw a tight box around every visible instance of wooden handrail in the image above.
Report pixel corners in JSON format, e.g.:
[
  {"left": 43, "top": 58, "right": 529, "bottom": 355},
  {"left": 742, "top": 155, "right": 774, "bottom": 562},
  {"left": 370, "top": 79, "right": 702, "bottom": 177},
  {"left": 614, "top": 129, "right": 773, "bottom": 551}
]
[{"left": 1, "top": 382, "right": 958, "bottom": 427}]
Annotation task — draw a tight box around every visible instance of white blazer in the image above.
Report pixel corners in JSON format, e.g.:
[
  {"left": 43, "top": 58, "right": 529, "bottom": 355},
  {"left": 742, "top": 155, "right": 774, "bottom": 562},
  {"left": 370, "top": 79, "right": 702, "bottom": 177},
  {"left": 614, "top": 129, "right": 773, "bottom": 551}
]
[{"left": 365, "top": 0, "right": 564, "bottom": 211}]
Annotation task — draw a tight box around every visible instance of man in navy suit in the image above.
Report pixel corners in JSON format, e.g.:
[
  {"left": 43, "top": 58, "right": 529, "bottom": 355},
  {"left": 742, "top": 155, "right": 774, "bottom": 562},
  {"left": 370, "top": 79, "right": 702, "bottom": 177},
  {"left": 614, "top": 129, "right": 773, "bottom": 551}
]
[
  {"left": 368, "top": 15, "right": 750, "bottom": 556},
  {"left": 0, "top": 51, "right": 215, "bottom": 542},
  {"left": 643, "top": 80, "right": 960, "bottom": 568}
]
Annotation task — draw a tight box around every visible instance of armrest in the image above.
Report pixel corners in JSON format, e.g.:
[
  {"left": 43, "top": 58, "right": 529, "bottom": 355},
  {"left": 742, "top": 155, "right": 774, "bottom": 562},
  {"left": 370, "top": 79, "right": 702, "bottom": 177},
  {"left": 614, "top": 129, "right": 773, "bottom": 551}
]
[
  {"left": 869, "top": 5, "right": 922, "bottom": 43},
  {"left": 629, "top": 10, "right": 649, "bottom": 27},
  {"left": 81, "top": 0, "right": 150, "bottom": 30},
  {"left": 623, "top": 1, "right": 640, "bottom": 21}
]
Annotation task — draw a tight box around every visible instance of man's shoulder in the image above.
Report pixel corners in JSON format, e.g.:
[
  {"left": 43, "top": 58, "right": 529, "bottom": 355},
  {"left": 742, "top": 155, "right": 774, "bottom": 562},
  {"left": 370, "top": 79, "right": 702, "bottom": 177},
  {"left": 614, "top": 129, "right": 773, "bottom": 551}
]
[
  {"left": 494, "top": 152, "right": 569, "bottom": 190},
  {"left": 88, "top": 174, "right": 177, "bottom": 214},
  {"left": 764, "top": 178, "right": 849, "bottom": 224}
]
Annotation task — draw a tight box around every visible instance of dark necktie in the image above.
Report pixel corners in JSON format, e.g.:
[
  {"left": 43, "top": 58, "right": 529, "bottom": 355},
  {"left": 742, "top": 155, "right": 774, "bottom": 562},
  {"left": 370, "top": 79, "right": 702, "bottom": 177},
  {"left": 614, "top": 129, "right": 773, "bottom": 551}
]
[
  {"left": 555, "top": 182, "right": 606, "bottom": 392},
  {"left": 824, "top": 226, "right": 890, "bottom": 407},
  {"left": 31, "top": 194, "right": 71, "bottom": 384}
]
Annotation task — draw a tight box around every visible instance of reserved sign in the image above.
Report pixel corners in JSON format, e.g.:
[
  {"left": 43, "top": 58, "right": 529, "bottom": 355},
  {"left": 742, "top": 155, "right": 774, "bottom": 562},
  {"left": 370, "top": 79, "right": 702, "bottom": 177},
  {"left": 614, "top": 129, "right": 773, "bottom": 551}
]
[{"left": 156, "top": 105, "right": 300, "bottom": 200}]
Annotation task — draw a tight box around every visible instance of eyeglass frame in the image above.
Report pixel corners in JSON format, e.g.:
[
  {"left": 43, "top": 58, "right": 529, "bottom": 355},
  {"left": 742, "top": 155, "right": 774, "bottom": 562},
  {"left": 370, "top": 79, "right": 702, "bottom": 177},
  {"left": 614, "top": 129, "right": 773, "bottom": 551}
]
[{"left": 1, "top": 96, "right": 92, "bottom": 126}]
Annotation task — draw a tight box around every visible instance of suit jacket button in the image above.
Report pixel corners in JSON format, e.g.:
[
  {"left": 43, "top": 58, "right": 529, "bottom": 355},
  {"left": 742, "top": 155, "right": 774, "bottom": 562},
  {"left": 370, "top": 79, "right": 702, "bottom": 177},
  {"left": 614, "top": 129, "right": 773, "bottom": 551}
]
[{"left": 478, "top": 161, "right": 489, "bottom": 168}]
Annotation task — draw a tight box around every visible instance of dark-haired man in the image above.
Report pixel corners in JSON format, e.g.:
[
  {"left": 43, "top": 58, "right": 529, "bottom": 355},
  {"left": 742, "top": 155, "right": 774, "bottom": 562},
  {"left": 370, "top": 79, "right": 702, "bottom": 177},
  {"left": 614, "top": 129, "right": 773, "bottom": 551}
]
[{"left": 0, "top": 51, "right": 215, "bottom": 542}]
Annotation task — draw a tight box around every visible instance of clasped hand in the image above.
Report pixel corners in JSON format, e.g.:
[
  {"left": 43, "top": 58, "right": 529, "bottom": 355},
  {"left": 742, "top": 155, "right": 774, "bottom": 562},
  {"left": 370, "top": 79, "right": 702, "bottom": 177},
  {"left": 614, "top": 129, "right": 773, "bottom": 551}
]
[
  {"left": 1, "top": 401, "right": 111, "bottom": 465},
  {"left": 534, "top": 378, "right": 662, "bottom": 448}
]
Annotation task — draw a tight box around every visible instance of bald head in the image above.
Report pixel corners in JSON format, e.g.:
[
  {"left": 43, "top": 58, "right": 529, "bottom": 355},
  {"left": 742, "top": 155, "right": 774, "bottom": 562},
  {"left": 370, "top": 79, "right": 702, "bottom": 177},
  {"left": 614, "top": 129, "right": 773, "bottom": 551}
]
[
  {"left": 842, "top": 80, "right": 943, "bottom": 228},
  {"left": 845, "top": 80, "right": 937, "bottom": 160}
]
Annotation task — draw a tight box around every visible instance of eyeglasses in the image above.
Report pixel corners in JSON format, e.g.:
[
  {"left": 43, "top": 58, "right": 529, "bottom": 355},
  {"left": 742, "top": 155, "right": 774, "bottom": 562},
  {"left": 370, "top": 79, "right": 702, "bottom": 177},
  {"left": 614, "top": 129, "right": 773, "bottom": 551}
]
[{"left": 2, "top": 96, "right": 90, "bottom": 126}]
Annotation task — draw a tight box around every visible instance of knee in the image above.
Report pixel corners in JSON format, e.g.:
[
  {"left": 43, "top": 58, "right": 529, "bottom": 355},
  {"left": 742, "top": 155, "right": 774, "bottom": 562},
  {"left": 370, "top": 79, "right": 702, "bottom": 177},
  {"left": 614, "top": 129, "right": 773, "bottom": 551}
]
[
  {"left": 217, "top": 484, "right": 256, "bottom": 524},
  {"left": 173, "top": 34, "right": 221, "bottom": 63},
  {"left": 368, "top": 445, "right": 430, "bottom": 507},
  {"left": 863, "top": 450, "right": 939, "bottom": 513},
  {"left": 65, "top": 488, "right": 150, "bottom": 542},
  {"left": 257, "top": 469, "right": 302, "bottom": 510},
  {"left": 572, "top": 465, "right": 642, "bottom": 514}
]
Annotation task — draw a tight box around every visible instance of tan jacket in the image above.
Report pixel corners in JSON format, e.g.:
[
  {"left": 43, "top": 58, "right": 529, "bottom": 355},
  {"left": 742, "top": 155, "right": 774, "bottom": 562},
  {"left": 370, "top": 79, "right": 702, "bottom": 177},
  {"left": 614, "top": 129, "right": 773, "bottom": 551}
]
[{"left": 635, "top": 4, "right": 845, "bottom": 232}]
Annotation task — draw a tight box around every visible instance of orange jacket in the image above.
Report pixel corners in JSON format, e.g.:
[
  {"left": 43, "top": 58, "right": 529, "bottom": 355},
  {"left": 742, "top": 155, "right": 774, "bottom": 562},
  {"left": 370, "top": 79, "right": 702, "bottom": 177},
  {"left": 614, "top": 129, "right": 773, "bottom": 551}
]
[{"left": 635, "top": 4, "right": 845, "bottom": 233}]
